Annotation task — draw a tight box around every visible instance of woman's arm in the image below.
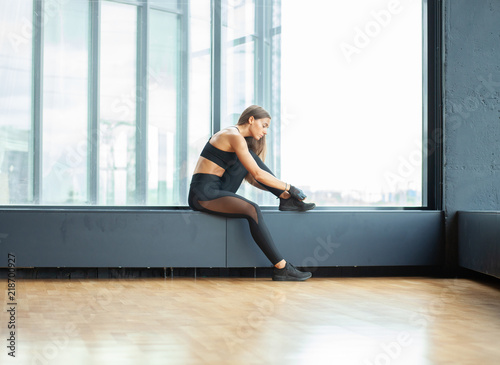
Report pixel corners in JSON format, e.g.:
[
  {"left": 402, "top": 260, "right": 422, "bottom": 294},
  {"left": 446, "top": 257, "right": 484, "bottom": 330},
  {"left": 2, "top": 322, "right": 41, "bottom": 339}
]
[
  {"left": 247, "top": 150, "right": 275, "bottom": 191},
  {"left": 246, "top": 175, "right": 266, "bottom": 190},
  {"left": 229, "top": 134, "right": 289, "bottom": 193}
]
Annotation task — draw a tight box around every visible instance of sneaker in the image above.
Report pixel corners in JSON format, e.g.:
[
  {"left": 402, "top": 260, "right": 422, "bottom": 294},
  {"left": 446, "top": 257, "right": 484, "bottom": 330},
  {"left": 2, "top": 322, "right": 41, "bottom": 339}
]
[
  {"left": 272, "top": 262, "right": 312, "bottom": 281},
  {"left": 279, "top": 197, "right": 316, "bottom": 212}
]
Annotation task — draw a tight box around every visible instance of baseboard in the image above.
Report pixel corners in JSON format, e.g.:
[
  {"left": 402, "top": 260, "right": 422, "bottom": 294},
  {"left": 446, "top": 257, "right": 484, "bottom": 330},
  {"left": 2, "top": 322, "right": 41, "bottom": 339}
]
[{"left": 0, "top": 266, "right": 445, "bottom": 279}]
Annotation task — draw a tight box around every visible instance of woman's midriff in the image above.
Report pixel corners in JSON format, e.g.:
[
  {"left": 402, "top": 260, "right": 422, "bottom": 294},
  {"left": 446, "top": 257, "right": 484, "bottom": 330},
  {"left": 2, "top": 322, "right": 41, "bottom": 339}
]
[{"left": 192, "top": 157, "right": 225, "bottom": 177}]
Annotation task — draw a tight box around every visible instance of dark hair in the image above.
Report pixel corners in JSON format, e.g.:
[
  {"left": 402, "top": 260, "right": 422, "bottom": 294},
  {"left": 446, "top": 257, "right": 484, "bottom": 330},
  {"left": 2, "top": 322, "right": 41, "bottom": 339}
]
[{"left": 237, "top": 105, "right": 271, "bottom": 161}]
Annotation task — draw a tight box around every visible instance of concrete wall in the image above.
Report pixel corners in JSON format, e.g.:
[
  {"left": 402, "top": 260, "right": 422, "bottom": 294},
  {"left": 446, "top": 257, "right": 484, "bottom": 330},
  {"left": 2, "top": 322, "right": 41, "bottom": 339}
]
[{"left": 443, "top": 0, "right": 500, "bottom": 269}]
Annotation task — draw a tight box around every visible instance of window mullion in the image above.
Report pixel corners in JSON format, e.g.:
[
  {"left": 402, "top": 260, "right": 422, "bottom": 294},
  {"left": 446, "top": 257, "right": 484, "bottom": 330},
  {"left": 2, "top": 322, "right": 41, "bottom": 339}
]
[
  {"left": 271, "top": 0, "right": 282, "bottom": 180},
  {"left": 211, "top": 0, "right": 222, "bottom": 133},
  {"left": 426, "top": 0, "right": 443, "bottom": 210},
  {"left": 88, "top": 0, "right": 100, "bottom": 205},
  {"left": 31, "top": 0, "right": 44, "bottom": 204},
  {"left": 178, "top": 1, "right": 190, "bottom": 204},
  {"left": 255, "top": 0, "right": 264, "bottom": 107},
  {"left": 136, "top": 2, "right": 149, "bottom": 205}
]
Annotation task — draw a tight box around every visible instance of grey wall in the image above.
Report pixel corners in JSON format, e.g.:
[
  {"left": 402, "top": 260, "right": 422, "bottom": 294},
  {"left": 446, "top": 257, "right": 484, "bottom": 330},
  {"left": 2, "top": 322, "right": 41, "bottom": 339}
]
[
  {"left": 443, "top": 0, "right": 500, "bottom": 269},
  {"left": 0, "top": 209, "right": 442, "bottom": 268},
  {"left": 458, "top": 211, "right": 500, "bottom": 279}
]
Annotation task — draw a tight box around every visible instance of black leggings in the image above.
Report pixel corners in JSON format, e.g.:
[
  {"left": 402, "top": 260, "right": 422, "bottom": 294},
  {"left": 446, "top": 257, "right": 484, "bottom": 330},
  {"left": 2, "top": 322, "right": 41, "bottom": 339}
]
[{"left": 188, "top": 155, "right": 284, "bottom": 265}]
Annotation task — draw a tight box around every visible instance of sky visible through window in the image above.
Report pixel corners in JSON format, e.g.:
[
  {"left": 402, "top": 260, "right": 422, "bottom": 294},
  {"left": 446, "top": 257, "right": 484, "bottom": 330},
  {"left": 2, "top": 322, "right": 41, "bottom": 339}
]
[{"left": 280, "top": 0, "right": 423, "bottom": 206}]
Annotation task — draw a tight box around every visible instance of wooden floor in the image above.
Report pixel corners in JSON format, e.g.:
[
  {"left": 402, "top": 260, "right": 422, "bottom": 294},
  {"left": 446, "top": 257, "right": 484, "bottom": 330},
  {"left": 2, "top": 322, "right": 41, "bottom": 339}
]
[{"left": 2, "top": 276, "right": 500, "bottom": 364}]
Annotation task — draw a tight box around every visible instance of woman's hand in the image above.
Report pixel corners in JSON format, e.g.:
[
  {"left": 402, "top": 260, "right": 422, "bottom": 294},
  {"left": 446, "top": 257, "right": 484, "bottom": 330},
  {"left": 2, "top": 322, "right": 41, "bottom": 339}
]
[{"left": 288, "top": 185, "right": 307, "bottom": 200}]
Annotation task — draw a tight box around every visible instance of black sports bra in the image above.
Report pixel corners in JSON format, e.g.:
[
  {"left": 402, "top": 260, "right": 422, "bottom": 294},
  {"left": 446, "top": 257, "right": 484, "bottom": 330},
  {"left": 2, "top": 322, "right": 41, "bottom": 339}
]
[{"left": 200, "top": 140, "right": 238, "bottom": 170}]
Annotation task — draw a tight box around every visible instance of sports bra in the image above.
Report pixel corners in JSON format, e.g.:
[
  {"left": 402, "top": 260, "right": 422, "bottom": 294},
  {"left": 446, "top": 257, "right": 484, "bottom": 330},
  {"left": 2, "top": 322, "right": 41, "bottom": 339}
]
[
  {"left": 200, "top": 126, "right": 240, "bottom": 169},
  {"left": 200, "top": 140, "right": 238, "bottom": 170}
]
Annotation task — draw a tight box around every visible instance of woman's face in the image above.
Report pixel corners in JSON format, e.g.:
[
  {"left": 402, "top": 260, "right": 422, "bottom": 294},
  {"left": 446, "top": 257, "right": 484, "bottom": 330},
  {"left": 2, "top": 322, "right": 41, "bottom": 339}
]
[{"left": 250, "top": 117, "right": 271, "bottom": 140}]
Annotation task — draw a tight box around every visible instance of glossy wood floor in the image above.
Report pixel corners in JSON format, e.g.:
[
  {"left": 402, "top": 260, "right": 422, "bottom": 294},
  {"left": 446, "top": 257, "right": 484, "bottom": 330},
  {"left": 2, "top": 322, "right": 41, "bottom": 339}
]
[{"left": 2, "top": 276, "right": 500, "bottom": 364}]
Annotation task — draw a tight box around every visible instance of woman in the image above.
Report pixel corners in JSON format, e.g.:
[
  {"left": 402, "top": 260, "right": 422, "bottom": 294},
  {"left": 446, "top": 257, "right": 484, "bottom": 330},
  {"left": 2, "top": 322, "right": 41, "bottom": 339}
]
[{"left": 188, "top": 105, "right": 315, "bottom": 281}]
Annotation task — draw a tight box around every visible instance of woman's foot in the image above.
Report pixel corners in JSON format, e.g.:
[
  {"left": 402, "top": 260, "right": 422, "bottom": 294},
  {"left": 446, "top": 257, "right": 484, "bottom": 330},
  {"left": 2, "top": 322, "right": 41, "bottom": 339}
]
[
  {"left": 279, "top": 197, "right": 316, "bottom": 212},
  {"left": 272, "top": 262, "right": 312, "bottom": 281}
]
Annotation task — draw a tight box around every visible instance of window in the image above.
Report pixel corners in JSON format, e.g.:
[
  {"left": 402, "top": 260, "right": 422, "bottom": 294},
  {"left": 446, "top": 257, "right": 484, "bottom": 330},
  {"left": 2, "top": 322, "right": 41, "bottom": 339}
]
[
  {"left": 186, "top": 0, "right": 212, "bottom": 205},
  {"left": 100, "top": 2, "right": 138, "bottom": 205},
  {"left": 0, "top": 0, "right": 33, "bottom": 204},
  {"left": 0, "top": 0, "right": 435, "bottom": 208},
  {"left": 148, "top": 9, "right": 180, "bottom": 205},
  {"left": 280, "top": 0, "right": 424, "bottom": 206},
  {"left": 42, "top": 0, "right": 89, "bottom": 204}
]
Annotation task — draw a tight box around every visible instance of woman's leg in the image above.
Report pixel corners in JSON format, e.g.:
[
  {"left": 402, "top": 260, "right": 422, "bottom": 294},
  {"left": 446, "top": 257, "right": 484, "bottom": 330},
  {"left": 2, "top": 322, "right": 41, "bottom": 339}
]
[
  {"left": 190, "top": 191, "right": 284, "bottom": 265},
  {"left": 189, "top": 181, "right": 312, "bottom": 280},
  {"left": 249, "top": 151, "right": 315, "bottom": 212},
  {"left": 249, "top": 150, "right": 286, "bottom": 198}
]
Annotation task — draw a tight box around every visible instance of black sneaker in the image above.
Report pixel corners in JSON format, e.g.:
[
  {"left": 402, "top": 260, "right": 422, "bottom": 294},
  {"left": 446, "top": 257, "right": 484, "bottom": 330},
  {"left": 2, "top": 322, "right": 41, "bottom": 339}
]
[
  {"left": 279, "top": 197, "right": 316, "bottom": 212},
  {"left": 272, "top": 262, "right": 312, "bottom": 281}
]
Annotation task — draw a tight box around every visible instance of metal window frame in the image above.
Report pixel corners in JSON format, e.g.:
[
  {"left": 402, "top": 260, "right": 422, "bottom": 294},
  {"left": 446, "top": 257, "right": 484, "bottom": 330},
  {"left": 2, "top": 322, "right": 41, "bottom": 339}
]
[
  {"left": 178, "top": 1, "right": 190, "bottom": 203},
  {"left": 424, "top": 0, "right": 443, "bottom": 211},
  {"left": 31, "top": 0, "right": 44, "bottom": 204},
  {"left": 255, "top": 0, "right": 274, "bottom": 173},
  {"left": 136, "top": 2, "right": 149, "bottom": 204},
  {"left": 270, "top": 0, "right": 282, "bottom": 180},
  {"left": 88, "top": 0, "right": 101, "bottom": 205},
  {"left": 211, "top": 0, "right": 222, "bottom": 133}
]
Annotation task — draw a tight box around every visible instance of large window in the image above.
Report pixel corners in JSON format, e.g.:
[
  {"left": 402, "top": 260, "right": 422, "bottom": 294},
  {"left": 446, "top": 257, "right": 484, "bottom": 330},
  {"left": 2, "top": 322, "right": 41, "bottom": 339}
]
[
  {"left": 148, "top": 8, "right": 180, "bottom": 205},
  {"left": 280, "top": 0, "right": 424, "bottom": 206},
  {"left": 0, "top": 0, "right": 33, "bottom": 204},
  {"left": 100, "top": 2, "right": 138, "bottom": 205},
  {"left": 186, "top": 0, "right": 212, "bottom": 203},
  {"left": 42, "top": 0, "right": 89, "bottom": 204},
  {"left": 0, "top": 0, "right": 434, "bottom": 208}
]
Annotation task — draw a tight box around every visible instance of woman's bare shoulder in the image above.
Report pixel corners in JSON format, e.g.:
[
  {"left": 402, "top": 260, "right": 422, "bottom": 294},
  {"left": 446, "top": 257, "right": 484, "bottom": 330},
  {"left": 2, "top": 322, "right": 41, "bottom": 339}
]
[{"left": 210, "top": 127, "right": 243, "bottom": 150}]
